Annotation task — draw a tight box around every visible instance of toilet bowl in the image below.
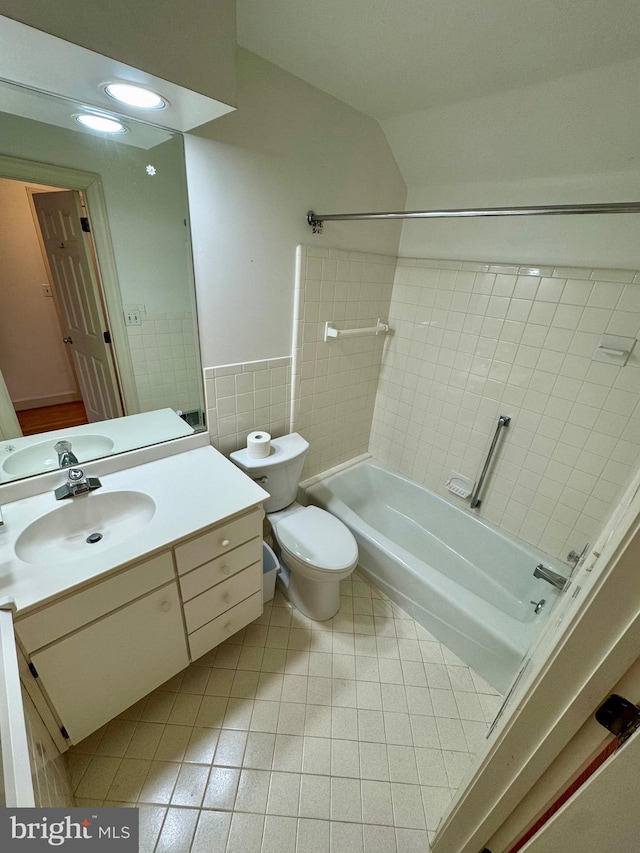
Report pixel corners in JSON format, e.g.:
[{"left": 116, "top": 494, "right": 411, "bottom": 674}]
[
  {"left": 230, "top": 434, "right": 358, "bottom": 621},
  {"left": 269, "top": 502, "right": 358, "bottom": 621}
]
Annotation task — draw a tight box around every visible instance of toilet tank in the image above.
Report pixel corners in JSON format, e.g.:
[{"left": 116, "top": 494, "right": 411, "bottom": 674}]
[{"left": 230, "top": 433, "right": 309, "bottom": 512}]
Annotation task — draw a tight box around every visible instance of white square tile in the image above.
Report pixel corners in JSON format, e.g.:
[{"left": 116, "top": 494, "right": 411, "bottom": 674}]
[
  {"left": 331, "top": 821, "right": 364, "bottom": 853},
  {"left": 226, "top": 813, "right": 265, "bottom": 853},
  {"left": 299, "top": 773, "right": 331, "bottom": 819},
  {"left": 297, "top": 818, "right": 330, "bottom": 853},
  {"left": 235, "top": 768, "right": 271, "bottom": 813},
  {"left": 154, "top": 806, "right": 199, "bottom": 853},
  {"left": 272, "top": 735, "right": 303, "bottom": 772},
  {"left": 331, "top": 738, "right": 360, "bottom": 778},
  {"left": 363, "top": 824, "right": 398, "bottom": 853},
  {"left": 266, "top": 771, "right": 301, "bottom": 817},
  {"left": 261, "top": 815, "right": 297, "bottom": 853},
  {"left": 331, "top": 776, "right": 362, "bottom": 822},
  {"left": 391, "top": 783, "right": 426, "bottom": 830}
]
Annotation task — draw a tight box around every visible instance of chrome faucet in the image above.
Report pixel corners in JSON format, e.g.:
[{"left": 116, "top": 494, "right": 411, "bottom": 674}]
[
  {"left": 55, "top": 467, "right": 102, "bottom": 500},
  {"left": 54, "top": 440, "right": 79, "bottom": 468},
  {"left": 533, "top": 563, "right": 569, "bottom": 591}
]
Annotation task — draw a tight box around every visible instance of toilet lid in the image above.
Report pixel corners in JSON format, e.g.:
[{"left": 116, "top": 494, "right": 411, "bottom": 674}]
[{"left": 276, "top": 506, "right": 358, "bottom": 572}]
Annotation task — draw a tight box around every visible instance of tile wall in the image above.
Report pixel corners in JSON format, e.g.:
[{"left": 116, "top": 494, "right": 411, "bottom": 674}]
[
  {"left": 292, "top": 246, "right": 396, "bottom": 478},
  {"left": 370, "top": 258, "right": 640, "bottom": 560},
  {"left": 204, "top": 358, "right": 292, "bottom": 456},
  {"left": 127, "top": 310, "right": 202, "bottom": 416}
]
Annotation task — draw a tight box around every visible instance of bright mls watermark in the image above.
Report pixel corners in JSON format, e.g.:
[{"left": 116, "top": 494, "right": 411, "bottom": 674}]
[{"left": 0, "top": 808, "right": 138, "bottom": 850}]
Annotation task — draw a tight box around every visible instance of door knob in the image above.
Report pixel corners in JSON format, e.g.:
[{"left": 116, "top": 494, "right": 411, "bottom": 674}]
[{"left": 63, "top": 336, "right": 73, "bottom": 344}]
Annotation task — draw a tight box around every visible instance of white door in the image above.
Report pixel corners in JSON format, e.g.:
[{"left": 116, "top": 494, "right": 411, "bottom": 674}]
[
  {"left": 520, "top": 729, "right": 640, "bottom": 853},
  {"left": 32, "top": 584, "right": 189, "bottom": 743},
  {"left": 33, "top": 190, "right": 123, "bottom": 422}
]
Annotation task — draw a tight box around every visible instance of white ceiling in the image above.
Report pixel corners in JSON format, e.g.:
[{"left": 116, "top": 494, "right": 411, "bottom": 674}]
[{"left": 237, "top": 0, "right": 640, "bottom": 120}]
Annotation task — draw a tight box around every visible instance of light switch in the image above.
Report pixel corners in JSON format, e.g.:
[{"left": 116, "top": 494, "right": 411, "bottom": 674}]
[{"left": 124, "top": 309, "right": 141, "bottom": 326}]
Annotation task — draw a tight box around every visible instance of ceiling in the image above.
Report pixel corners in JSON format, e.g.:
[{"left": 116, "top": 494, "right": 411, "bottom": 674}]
[{"left": 236, "top": 0, "right": 640, "bottom": 120}]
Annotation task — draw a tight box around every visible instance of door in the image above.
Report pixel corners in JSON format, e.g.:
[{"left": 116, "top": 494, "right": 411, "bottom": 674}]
[
  {"left": 32, "top": 583, "right": 189, "bottom": 743},
  {"left": 519, "top": 728, "right": 640, "bottom": 853},
  {"left": 32, "top": 190, "right": 123, "bottom": 423}
]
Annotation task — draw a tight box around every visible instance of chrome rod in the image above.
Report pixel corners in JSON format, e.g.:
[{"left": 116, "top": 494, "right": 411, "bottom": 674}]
[
  {"left": 470, "top": 415, "right": 511, "bottom": 510},
  {"left": 307, "top": 202, "right": 640, "bottom": 231}
]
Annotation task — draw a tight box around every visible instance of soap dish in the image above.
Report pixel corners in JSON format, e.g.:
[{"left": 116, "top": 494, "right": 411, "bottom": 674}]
[{"left": 445, "top": 473, "right": 474, "bottom": 499}]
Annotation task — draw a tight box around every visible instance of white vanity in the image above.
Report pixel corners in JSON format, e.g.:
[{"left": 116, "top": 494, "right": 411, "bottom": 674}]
[{"left": 0, "top": 440, "right": 267, "bottom": 747}]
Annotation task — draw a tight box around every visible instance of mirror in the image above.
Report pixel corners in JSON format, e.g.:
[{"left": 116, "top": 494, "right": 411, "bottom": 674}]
[{"left": 0, "top": 79, "right": 205, "bottom": 483}]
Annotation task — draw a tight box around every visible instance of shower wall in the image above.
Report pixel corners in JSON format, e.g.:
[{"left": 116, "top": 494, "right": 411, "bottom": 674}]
[
  {"left": 370, "top": 257, "right": 640, "bottom": 560},
  {"left": 292, "top": 245, "right": 396, "bottom": 477}
]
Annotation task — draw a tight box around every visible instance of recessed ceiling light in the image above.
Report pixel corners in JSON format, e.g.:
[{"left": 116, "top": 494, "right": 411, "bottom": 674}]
[
  {"left": 104, "top": 83, "right": 166, "bottom": 110},
  {"left": 76, "top": 114, "right": 127, "bottom": 134}
]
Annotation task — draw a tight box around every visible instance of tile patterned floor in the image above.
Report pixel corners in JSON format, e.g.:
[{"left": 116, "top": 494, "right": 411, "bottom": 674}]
[{"left": 68, "top": 570, "right": 502, "bottom": 852}]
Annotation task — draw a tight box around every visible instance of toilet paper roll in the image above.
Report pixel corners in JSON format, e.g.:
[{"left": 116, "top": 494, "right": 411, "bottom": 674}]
[{"left": 247, "top": 431, "right": 271, "bottom": 458}]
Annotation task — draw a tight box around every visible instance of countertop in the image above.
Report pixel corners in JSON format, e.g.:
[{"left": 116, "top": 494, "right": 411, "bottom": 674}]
[{"left": 0, "top": 445, "right": 268, "bottom": 615}]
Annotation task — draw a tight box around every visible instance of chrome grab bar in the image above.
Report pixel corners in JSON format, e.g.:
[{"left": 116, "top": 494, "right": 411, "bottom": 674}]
[
  {"left": 470, "top": 415, "right": 511, "bottom": 509},
  {"left": 0, "top": 597, "right": 35, "bottom": 806}
]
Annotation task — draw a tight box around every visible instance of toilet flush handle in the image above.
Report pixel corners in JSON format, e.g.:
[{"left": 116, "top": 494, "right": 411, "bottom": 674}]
[{"left": 253, "top": 476, "right": 268, "bottom": 485}]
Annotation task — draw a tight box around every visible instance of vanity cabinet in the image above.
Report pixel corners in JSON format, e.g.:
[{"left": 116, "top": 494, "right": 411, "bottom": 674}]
[
  {"left": 16, "top": 552, "right": 189, "bottom": 744},
  {"left": 15, "top": 506, "right": 264, "bottom": 745}
]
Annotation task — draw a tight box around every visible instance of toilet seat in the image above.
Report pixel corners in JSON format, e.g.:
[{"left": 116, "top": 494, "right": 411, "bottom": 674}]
[{"left": 274, "top": 506, "right": 358, "bottom": 573}]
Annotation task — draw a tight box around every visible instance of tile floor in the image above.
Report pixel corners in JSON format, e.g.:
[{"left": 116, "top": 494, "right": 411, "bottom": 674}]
[{"left": 68, "top": 570, "right": 502, "bottom": 852}]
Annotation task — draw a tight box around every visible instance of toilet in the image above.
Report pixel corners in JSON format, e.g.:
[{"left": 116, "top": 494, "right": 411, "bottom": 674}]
[{"left": 230, "top": 433, "right": 358, "bottom": 620}]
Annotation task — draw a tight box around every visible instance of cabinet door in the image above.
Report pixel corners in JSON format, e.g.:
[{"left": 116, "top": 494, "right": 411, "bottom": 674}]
[{"left": 32, "top": 584, "right": 188, "bottom": 744}]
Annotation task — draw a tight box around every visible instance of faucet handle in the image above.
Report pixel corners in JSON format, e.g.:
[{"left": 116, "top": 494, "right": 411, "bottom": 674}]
[
  {"left": 54, "top": 440, "right": 72, "bottom": 453},
  {"left": 67, "top": 467, "right": 85, "bottom": 482}
]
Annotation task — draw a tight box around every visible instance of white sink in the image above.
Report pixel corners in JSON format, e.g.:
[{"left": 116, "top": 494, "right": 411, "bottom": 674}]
[
  {"left": 2, "top": 435, "right": 115, "bottom": 478},
  {"left": 15, "top": 490, "right": 156, "bottom": 565}
]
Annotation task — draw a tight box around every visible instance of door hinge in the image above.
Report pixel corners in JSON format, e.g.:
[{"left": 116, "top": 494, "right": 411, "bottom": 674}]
[
  {"left": 28, "top": 662, "right": 38, "bottom": 679},
  {"left": 103, "top": 330, "right": 112, "bottom": 344},
  {"left": 80, "top": 216, "right": 91, "bottom": 233},
  {"left": 60, "top": 726, "right": 70, "bottom": 740},
  {"left": 595, "top": 694, "right": 640, "bottom": 743}
]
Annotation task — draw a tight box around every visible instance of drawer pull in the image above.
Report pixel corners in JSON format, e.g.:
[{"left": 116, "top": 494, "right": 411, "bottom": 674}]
[
  {"left": 224, "top": 622, "right": 233, "bottom": 633},
  {"left": 223, "top": 592, "right": 232, "bottom": 604},
  {"left": 221, "top": 564, "right": 232, "bottom": 575},
  {"left": 160, "top": 600, "right": 172, "bottom": 613},
  {"left": 221, "top": 539, "right": 231, "bottom": 548}
]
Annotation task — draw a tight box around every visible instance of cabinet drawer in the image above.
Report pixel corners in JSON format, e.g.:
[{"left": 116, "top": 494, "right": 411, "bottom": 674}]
[
  {"left": 174, "top": 509, "right": 262, "bottom": 575},
  {"left": 16, "top": 551, "right": 175, "bottom": 653},
  {"left": 183, "top": 562, "right": 262, "bottom": 633},
  {"left": 179, "top": 538, "right": 262, "bottom": 602},
  {"left": 188, "top": 590, "right": 263, "bottom": 661}
]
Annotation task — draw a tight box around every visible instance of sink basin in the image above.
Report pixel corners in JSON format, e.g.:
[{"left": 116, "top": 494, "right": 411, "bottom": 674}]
[
  {"left": 15, "top": 490, "right": 156, "bottom": 565},
  {"left": 2, "top": 435, "right": 115, "bottom": 478}
]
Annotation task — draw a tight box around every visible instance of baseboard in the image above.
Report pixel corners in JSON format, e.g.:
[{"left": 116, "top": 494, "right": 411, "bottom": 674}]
[{"left": 12, "top": 392, "right": 82, "bottom": 411}]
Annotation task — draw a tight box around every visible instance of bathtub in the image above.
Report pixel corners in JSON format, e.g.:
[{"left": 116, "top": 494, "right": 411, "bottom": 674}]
[{"left": 304, "top": 459, "right": 563, "bottom": 693}]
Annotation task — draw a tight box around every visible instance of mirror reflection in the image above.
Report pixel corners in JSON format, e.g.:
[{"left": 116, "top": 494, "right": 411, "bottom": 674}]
[{"left": 0, "top": 80, "right": 205, "bottom": 483}]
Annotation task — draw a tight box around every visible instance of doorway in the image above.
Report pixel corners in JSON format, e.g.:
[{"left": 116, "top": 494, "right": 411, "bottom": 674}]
[{"left": 0, "top": 176, "right": 124, "bottom": 437}]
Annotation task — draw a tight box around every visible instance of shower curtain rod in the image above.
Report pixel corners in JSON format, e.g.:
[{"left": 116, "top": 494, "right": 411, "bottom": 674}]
[{"left": 306, "top": 202, "right": 640, "bottom": 233}]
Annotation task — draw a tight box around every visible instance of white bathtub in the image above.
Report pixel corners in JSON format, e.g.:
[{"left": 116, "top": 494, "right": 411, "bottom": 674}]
[{"left": 304, "top": 459, "right": 564, "bottom": 693}]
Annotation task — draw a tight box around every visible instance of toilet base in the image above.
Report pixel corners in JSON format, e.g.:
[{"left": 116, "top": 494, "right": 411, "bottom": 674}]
[{"left": 277, "top": 564, "right": 341, "bottom": 622}]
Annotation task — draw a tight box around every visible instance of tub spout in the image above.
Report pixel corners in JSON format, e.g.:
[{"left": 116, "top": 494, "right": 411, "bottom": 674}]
[{"left": 533, "top": 563, "right": 569, "bottom": 591}]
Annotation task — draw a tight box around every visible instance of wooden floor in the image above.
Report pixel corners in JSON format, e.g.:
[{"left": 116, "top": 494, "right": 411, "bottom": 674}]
[{"left": 17, "top": 401, "right": 89, "bottom": 435}]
